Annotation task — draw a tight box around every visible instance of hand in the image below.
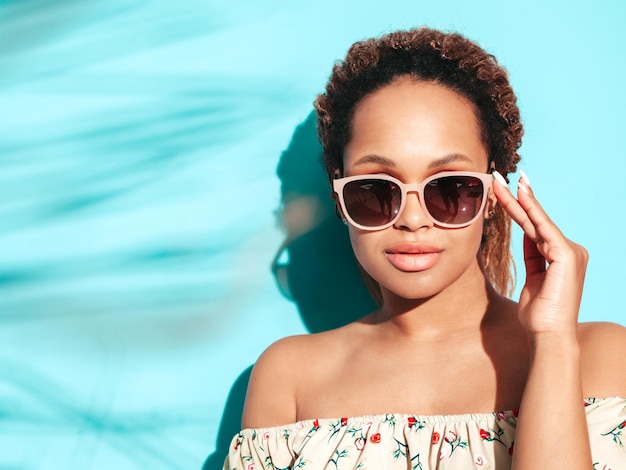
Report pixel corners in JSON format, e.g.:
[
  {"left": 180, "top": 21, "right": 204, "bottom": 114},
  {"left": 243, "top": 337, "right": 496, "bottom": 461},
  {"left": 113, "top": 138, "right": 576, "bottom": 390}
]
[{"left": 492, "top": 171, "right": 589, "bottom": 337}]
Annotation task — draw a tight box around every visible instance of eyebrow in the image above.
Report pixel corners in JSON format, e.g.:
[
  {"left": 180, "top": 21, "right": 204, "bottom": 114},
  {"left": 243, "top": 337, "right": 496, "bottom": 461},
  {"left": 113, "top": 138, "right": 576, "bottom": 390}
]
[
  {"left": 352, "top": 153, "right": 473, "bottom": 168},
  {"left": 352, "top": 154, "right": 396, "bottom": 167},
  {"left": 427, "top": 153, "right": 473, "bottom": 168}
]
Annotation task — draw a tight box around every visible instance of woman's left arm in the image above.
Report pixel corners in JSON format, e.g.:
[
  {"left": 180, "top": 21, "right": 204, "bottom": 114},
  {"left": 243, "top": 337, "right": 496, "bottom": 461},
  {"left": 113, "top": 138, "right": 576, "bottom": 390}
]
[{"left": 493, "top": 171, "right": 593, "bottom": 469}]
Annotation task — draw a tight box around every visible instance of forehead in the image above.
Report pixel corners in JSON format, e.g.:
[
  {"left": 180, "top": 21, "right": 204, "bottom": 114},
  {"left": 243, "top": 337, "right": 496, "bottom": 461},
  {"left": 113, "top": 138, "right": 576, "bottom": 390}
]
[{"left": 344, "top": 79, "right": 488, "bottom": 172}]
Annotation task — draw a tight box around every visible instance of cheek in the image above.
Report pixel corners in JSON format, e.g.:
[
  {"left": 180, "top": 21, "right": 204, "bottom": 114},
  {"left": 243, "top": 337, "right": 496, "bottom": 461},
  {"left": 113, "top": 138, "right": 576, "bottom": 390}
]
[
  {"left": 348, "top": 229, "right": 365, "bottom": 259},
  {"left": 462, "top": 222, "right": 487, "bottom": 253},
  {"left": 348, "top": 230, "right": 379, "bottom": 272}
]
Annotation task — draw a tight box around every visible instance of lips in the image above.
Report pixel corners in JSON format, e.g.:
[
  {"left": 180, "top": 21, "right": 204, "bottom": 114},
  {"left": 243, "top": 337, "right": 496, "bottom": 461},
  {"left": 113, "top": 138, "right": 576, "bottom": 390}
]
[{"left": 385, "top": 243, "right": 443, "bottom": 272}]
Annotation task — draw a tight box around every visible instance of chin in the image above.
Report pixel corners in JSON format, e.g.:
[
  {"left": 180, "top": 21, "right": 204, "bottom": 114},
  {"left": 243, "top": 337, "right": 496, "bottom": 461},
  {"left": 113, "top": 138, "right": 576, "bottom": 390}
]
[{"left": 379, "top": 276, "right": 448, "bottom": 302}]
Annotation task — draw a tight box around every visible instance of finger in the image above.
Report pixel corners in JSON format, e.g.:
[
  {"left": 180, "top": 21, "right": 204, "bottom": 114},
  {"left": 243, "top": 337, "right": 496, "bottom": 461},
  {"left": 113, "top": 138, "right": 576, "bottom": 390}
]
[
  {"left": 515, "top": 175, "right": 565, "bottom": 247},
  {"left": 492, "top": 172, "right": 538, "bottom": 240},
  {"left": 523, "top": 233, "right": 547, "bottom": 275}
]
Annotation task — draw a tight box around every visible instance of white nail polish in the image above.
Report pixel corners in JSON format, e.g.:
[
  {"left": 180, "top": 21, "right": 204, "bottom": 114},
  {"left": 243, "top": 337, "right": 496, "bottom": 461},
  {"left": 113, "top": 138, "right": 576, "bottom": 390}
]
[
  {"left": 519, "top": 169, "right": 531, "bottom": 187},
  {"left": 518, "top": 182, "right": 529, "bottom": 194},
  {"left": 493, "top": 170, "right": 508, "bottom": 187}
]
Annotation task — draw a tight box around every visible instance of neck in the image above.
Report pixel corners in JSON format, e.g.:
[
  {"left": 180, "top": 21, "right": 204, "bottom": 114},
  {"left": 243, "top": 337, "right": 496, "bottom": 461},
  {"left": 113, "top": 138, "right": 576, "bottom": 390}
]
[{"left": 373, "top": 265, "right": 505, "bottom": 341}]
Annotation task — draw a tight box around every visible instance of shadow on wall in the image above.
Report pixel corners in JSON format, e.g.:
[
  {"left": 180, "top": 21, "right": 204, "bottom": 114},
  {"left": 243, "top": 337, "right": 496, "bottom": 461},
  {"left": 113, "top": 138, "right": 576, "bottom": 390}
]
[{"left": 202, "top": 111, "right": 377, "bottom": 469}]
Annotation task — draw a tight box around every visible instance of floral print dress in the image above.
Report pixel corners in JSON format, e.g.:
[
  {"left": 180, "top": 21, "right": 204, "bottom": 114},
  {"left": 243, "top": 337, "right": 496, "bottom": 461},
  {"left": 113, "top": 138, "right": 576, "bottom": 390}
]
[{"left": 223, "top": 397, "right": 626, "bottom": 470}]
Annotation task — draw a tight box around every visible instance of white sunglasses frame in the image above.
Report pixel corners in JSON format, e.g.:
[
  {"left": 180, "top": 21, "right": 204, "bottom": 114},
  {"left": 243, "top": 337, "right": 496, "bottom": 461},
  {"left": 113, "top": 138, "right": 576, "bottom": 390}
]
[{"left": 332, "top": 171, "right": 494, "bottom": 230}]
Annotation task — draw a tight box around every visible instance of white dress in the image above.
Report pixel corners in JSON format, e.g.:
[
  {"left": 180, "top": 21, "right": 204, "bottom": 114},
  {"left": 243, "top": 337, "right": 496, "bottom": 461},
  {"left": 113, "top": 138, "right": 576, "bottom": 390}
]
[{"left": 224, "top": 397, "right": 626, "bottom": 469}]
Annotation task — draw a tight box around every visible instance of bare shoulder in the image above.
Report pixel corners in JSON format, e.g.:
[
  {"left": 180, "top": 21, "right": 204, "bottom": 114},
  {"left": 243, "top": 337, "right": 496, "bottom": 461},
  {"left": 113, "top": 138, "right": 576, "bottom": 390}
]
[
  {"left": 241, "top": 334, "right": 310, "bottom": 429},
  {"left": 241, "top": 325, "right": 362, "bottom": 429},
  {"left": 578, "top": 321, "right": 626, "bottom": 398},
  {"left": 578, "top": 321, "right": 626, "bottom": 354}
]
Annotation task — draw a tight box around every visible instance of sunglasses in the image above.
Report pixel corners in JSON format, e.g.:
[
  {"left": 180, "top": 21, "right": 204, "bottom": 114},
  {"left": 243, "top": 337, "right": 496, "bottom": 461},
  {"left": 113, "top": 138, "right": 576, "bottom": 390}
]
[{"left": 332, "top": 171, "right": 494, "bottom": 230}]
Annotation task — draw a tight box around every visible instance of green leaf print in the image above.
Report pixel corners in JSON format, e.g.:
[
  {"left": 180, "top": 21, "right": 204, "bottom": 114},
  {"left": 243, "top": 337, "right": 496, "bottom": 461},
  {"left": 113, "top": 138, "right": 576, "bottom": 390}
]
[
  {"left": 479, "top": 425, "right": 507, "bottom": 446},
  {"left": 439, "top": 431, "right": 469, "bottom": 460},
  {"left": 410, "top": 453, "right": 423, "bottom": 470},
  {"left": 263, "top": 455, "right": 290, "bottom": 470},
  {"left": 600, "top": 420, "right": 625, "bottom": 447},
  {"left": 392, "top": 438, "right": 408, "bottom": 459},
  {"left": 384, "top": 414, "right": 397, "bottom": 427},
  {"left": 329, "top": 449, "right": 349, "bottom": 469}
]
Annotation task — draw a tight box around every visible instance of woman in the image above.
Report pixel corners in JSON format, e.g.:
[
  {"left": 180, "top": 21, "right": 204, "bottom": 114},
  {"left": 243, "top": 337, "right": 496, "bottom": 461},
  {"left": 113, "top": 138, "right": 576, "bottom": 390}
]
[{"left": 224, "top": 27, "right": 626, "bottom": 469}]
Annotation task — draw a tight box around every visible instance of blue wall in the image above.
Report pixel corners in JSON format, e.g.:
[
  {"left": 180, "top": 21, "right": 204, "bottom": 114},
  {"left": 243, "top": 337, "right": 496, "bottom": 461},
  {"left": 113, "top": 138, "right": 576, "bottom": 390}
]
[{"left": 1, "top": 1, "right": 624, "bottom": 468}]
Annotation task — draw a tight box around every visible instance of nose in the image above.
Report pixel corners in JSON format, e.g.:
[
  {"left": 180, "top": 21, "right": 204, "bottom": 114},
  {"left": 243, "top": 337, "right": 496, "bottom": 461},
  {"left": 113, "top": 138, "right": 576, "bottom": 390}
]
[{"left": 393, "top": 190, "right": 434, "bottom": 231}]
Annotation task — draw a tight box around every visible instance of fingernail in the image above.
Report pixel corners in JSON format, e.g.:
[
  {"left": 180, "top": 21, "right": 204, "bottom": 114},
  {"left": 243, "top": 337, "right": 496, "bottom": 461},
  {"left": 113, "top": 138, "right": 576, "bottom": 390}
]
[
  {"left": 493, "top": 170, "right": 508, "bottom": 187},
  {"left": 519, "top": 169, "right": 531, "bottom": 187},
  {"left": 518, "top": 182, "right": 529, "bottom": 194}
]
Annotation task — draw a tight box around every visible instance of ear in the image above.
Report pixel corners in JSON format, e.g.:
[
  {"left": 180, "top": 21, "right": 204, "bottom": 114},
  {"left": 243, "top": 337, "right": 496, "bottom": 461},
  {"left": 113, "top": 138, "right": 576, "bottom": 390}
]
[
  {"left": 331, "top": 169, "right": 348, "bottom": 224},
  {"left": 484, "top": 185, "right": 498, "bottom": 219},
  {"left": 333, "top": 202, "right": 348, "bottom": 225}
]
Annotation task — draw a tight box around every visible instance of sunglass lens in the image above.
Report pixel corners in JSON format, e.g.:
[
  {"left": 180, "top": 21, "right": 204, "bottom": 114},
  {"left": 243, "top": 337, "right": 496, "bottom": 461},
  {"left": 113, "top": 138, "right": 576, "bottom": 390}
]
[
  {"left": 343, "top": 179, "right": 400, "bottom": 227},
  {"left": 424, "top": 176, "right": 484, "bottom": 225}
]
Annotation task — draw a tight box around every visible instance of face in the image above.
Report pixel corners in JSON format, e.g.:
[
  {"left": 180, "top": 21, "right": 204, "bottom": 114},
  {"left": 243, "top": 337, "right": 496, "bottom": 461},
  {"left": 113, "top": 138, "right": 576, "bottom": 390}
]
[{"left": 342, "top": 78, "right": 495, "bottom": 303}]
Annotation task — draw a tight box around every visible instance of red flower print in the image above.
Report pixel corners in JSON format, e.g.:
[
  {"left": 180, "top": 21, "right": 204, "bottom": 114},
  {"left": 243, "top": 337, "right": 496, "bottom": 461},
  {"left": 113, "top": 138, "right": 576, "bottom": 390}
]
[
  {"left": 313, "top": 419, "right": 319, "bottom": 429},
  {"left": 479, "top": 428, "right": 490, "bottom": 440},
  {"left": 247, "top": 464, "right": 255, "bottom": 470},
  {"left": 370, "top": 433, "right": 381, "bottom": 444},
  {"left": 619, "top": 420, "right": 626, "bottom": 429},
  {"left": 355, "top": 438, "right": 365, "bottom": 450},
  {"left": 474, "top": 454, "right": 488, "bottom": 467},
  {"left": 512, "top": 409, "right": 519, "bottom": 417},
  {"left": 341, "top": 417, "right": 348, "bottom": 427},
  {"left": 508, "top": 442, "right": 515, "bottom": 455},
  {"left": 407, "top": 417, "right": 416, "bottom": 428},
  {"left": 432, "top": 432, "right": 440, "bottom": 445},
  {"left": 444, "top": 431, "right": 457, "bottom": 443}
]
